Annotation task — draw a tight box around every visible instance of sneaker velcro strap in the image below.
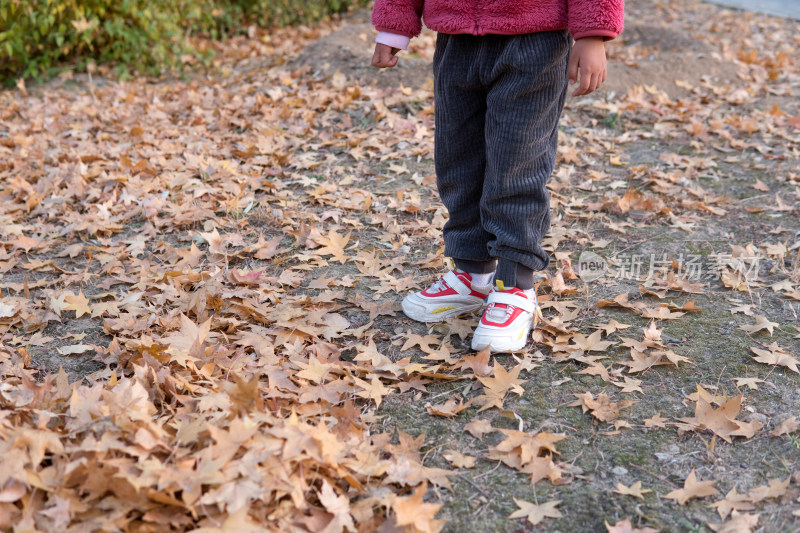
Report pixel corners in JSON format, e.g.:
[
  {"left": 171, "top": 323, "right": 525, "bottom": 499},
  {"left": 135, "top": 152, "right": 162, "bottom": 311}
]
[
  {"left": 443, "top": 270, "right": 471, "bottom": 295},
  {"left": 488, "top": 291, "right": 536, "bottom": 313}
]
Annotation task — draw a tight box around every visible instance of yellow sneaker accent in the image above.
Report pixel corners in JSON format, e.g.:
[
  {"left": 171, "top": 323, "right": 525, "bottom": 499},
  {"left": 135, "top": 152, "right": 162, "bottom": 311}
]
[
  {"left": 432, "top": 305, "right": 459, "bottom": 315},
  {"left": 495, "top": 280, "right": 506, "bottom": 291}
]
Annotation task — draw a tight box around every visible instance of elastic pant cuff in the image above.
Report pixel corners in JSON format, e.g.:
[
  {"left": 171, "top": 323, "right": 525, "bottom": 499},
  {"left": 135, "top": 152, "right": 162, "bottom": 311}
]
[
  {"left": 495, "top": 260, "right": 536, "bottom": 290},
  {"left": 453, "top": 258, "right": 498, "bottom": 274}
]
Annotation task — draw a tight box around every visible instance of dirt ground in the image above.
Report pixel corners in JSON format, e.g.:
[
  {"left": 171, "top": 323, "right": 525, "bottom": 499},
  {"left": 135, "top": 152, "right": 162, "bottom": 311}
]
[{"left": 1, "top": 0, "right": 799, "bottom": 531}]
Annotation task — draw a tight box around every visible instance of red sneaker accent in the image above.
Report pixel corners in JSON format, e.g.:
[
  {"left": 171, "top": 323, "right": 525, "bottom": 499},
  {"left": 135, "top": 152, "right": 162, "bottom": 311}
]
[
  {"left": 402, "top": 269, "right": 493, "bottom": 323},
  {"left": 471, "top": 286, "right": 540, "bottom": 353},
  {"left": 481, "top": 306, "right": 524, "bottom": 327},
  {"left": 421, "top": 285, "right": 458, "bottom": 297}
]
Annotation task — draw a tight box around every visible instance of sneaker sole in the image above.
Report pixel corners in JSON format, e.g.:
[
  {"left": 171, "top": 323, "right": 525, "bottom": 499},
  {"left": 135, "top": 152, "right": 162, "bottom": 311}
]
[
  {"left": 470, "top": 317, "right": 533, "bottom": 353},
  {"left": 470, "top": 334, "right": 529, "bottom": 353},
  {"left": 401, "top": 296, "right": 484, "bottom": 323}
]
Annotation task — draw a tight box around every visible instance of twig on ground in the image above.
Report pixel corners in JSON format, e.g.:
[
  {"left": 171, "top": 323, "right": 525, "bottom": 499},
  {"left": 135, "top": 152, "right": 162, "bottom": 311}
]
[
  {"left": 628, "top": 462, "right": 680, "bottom": 489},
  {"left": 457, "top": 473, "right": 492, "bottom": 500}
]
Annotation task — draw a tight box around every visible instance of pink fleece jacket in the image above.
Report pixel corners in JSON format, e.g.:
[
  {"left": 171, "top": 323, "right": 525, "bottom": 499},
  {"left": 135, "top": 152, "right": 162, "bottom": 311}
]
[{"left": 373, "top": 0, "right": 624, "bottom": 43}]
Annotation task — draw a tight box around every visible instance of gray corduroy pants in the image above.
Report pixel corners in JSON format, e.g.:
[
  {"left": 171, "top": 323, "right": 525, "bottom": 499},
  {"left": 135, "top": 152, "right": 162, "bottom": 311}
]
[{"left": 433, "top": 30, "right": 572, "bottom": 290}]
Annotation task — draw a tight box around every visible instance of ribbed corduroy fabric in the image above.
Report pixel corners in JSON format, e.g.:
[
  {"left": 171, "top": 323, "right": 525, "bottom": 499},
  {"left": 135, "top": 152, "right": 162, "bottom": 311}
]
[{"left": 434, "top": 30, "right": 571, "bottom": 290}]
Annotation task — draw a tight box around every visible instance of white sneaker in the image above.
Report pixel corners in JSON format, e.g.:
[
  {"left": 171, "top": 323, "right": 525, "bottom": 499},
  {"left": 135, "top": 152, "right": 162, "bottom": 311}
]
[
  {"left": 402, "top": 270, "right": 493, "bottom": 323},
  {"left": 470, "top": 286, "right": 542, "bottom": 353}
]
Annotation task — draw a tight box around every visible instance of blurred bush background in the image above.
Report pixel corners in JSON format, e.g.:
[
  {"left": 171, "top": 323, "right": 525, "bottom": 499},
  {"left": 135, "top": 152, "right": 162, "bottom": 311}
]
[{"left": 0, "top": 0, "right": 369, "bottom": 84}]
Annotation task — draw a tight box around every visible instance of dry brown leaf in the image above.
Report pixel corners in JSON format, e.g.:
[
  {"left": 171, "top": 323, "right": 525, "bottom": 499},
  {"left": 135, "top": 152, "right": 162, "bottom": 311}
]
[
  {"left": 751, "top": 343, "right": 799, "bottom": 373},
  {"left": 426, "top": 397, "right": 472, "bottom": 418},
  {"left": 739, "top": 315, "right": 779, "bottom": 336},
  {"left": 677, "top": 393, "right": 762, "bottom": 443},
  {"left": 614, "top": 481, "right": 652, "bottom": 499},
  {"left": 605, "top": 517, "right": 659, "bottom": 533},
  {"left": 570, "top": 392, "right": 635, "bottom": 422},
  {"left": 475, "top": 363, "right": 525, "bottom": 411},
  {"left": 508, "top": 499, "right": 562, "bottom": 526},
  {"left": 665, "top": 469, "right": 719, "bottom": 505},
  {"left": 747, "top": 477, "right": 790, "bottom": 503},
  {"left": 771, "top": 416, "right": 799, "bottom": 437},
  {"left": 442, "top": 451, "right": 477, "bottom": 469},
  {"left": 391, "top": 482, "right": 444, "bottom": 533},
  {"left": 464, "top": 419, "right": 494, "bottom": 439},
  {"left": 733, "top": 377, "right": 763, "bottom": 390},
  {"left": 643, "top": 413, "right": 668, "bottom": 428},
  {"left": 709, "top": 487, "right": 756, "bottom": 520},
  {"left": 708, "top": 511, "right": 760, "bottom": 533}
]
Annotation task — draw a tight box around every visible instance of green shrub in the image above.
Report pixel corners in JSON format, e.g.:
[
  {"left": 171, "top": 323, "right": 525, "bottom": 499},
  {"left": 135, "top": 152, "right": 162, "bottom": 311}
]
[{"left": 0, "top": 0, "right": 368, "bottom": 84}]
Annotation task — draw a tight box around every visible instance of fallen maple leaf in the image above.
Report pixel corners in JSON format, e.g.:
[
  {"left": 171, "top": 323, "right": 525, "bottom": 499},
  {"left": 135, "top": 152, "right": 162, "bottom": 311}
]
[
  {"left": 475, "top": 363, "right": 525, "bottom": 411},
  {"left": 614, "top": 481, "right": 652, "bottom": 499},
  {"left": 640, "top": 306, "right": 685, "bottom": 320},
  {"left": 747, "top": 477, "right": 789, "bottom": 503},
  {"left": 709, "top": 487, "right": 755, "bottom": 520},
  {"left": 771, "top": 416, "right": 799, "bottom": 437},
  {"left": 570, "top": 392, "right": 635, "bottom": 422},
  {"left": 594, "top": 319, "right": 632, "bottom": 335},
  {"left": 508, "top": 498, "right": 562, "bottom": 526},
  {"left": 739, "top": 315, "right": 779, "bottom": 336},
  {"left": 622, "top": 349, "right": 664, "bottom": 373},
  {"left": 401, "top": 333, "right": 441, "bottom": 354},
  {"left": 611, "top": 376, "right": 644, "bottom": 394},
  {"left": 643, "top": 413, "right": 668, "bottom": 428},
  {"left": 317, "top": 480, "right": 356, "bottom": 533},
  {"left": 605, "top": 517, "right": 658, "bottom": 533},
  {"left": 442, "top": 451, "right": 476, "bottom": 469},
  {"left": 63, "top": 290, "right": 93, "bottom": 318},
  {"left": 750, "top": 343, "right": 799, "bottom": 373},
  {"left": 56, "top": 344, "right": 95, "bottom": 355},
  {"left": 353, "top": 376, "right": 391, "bottom": 408},
  {"left": 664, "top": 469, "right": 719, "bottom": 505},
  {"left": 570, "top": 330, "right": 617, "bottom": 352},
  {"left": 464, "top": 418, "right": 494, "bottom": 439},
  {"left": 708, "top": 510, "right": 759, "bottom": 533},
  {"left": 426, "top": 397, "right": 472, "bottom": 418},
  {"left": 314, "top": 230, "right": 351, "bottom": 264},
  {"left": 677, "top": 393, "right": 762, "bottom": 443},
  {"left": 733, "top": 377, "right": 763, "bottom": 390},
  {"left": 488, "top": 429, "right": 565, "bottom": 473},
  {"left": 253, "top": 234, "right": 288, "bottom": 260},
  {"left": 391, "top": 482, "right": 444, "bottom": 533},
  {"left": 458, "top": 347, "right": 492, "bottom": 377}
]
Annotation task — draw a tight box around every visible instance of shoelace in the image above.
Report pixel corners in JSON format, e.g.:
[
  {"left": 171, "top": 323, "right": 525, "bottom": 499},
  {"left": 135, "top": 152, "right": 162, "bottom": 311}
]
[
  {"left": 484, "top": 302, "right": 511, "bottom": 322},
  {"left": 485, "top": 290, "right": 536, "bottom": 321},
  {"left": 428, "top": 278, "right": 450, "bottom": 294}
]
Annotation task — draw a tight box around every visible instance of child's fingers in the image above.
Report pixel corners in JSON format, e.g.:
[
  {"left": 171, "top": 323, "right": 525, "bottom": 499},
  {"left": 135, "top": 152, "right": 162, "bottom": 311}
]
[
  {"left": 573, "top": 67, "right": 607, "bottom": 96},
  {"left": 590, "top": 71, "right": 601, "bottom": 93},
  {"left": 371, "top": 44, "right": 398, "bottom": 68},
  {"left": 572, "top": 69, "right": 593, "bottom": 96},
  {"left": 567, "top": 54, "right": 579, "bottom": 85}
]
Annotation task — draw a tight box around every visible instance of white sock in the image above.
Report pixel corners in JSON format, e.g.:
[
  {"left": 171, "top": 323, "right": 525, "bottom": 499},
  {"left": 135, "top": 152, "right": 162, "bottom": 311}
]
[
  {"left": 524, "top": 287, "right": 537, "bottom": 300},
  {"left": 468, "top": 271, "right": 495, "bottom": 286}
]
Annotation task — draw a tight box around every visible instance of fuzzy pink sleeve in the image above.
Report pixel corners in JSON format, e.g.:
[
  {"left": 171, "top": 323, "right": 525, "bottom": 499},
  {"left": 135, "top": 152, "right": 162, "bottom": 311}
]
[
  {"left": 371, "top": 0, "right": 425, "bottom": 39},
  {"left": 568, "top": 0, "right": 625, "bottom": 40}
]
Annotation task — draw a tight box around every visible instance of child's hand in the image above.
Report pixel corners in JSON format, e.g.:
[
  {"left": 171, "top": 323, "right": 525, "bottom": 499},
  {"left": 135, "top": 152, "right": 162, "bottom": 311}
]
[
  {"left": 372, "top": 43, "right": 401, "bottom": 68},
  {"left": 567, "top": 36, "right": 607, "bottom": 96}
]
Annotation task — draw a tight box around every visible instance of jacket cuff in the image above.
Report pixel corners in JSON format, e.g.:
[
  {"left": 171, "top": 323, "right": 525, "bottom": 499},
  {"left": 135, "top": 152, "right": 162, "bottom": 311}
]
[
  {"left": 375, "top": 31, "right": 411, "bottom": 50},
  {"left": 572, "top": 29, "right": 619, "bottom": 41}
]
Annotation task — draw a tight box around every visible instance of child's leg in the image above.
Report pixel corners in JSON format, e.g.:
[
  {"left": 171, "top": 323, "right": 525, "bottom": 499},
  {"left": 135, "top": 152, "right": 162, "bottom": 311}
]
[
  {"left": 432, "top": 33, "right": 496, "bottom": 276},
  {"left": 482, "top": 31, "right": 572, "bottom": 290}
]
